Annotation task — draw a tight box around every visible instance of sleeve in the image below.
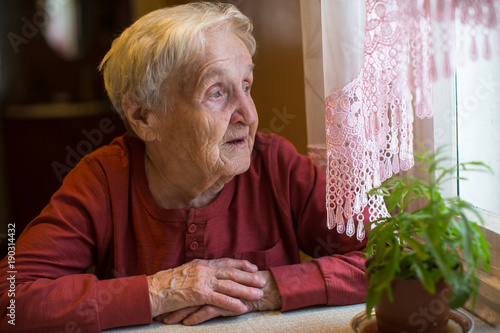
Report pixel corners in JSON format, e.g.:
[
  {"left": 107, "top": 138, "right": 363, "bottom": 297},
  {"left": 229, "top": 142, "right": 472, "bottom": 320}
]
[
  {"left": 267, "top": 135, "right": 369, "bottom": 312},
  {"left": 0, "top": 158, "right": 152, "bottom": 333}
]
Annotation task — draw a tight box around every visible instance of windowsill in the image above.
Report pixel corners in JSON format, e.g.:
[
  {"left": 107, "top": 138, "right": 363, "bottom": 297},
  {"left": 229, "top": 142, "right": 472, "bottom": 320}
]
[
  {"left": 465, "top": 271, "right": 500, "bottom": 327},
  {"left": 465, "top": 208, "right": 500, "bottom": 327}
]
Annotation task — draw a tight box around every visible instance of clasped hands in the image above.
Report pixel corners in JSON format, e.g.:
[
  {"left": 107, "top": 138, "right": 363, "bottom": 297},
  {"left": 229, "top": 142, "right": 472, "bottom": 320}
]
[{"left": 147, "top": 258, "right": 282, "bottom": 326}]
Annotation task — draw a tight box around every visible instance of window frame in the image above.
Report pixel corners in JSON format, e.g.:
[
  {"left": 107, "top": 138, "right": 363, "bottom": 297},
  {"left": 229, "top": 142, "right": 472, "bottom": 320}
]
[{"left": 431, "top": 59, "right": 500, "bottom": 327}]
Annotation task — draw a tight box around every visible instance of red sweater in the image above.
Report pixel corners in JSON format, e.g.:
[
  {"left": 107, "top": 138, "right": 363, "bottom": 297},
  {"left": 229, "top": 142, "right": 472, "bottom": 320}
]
[{"left": 0, "top": 133, "right": 368, "bottom": 333}]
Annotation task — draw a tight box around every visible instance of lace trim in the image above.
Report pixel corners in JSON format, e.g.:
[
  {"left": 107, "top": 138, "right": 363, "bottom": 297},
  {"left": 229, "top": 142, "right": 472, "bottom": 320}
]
[{"left": 325, "top": 0, "right": 500, "bottom": 239}]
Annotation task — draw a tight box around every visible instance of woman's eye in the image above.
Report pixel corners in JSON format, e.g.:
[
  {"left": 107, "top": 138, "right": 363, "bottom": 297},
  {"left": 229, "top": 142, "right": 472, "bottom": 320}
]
[
  {"left": 211, "top": 91, "right": 222, "bottom": 98},
  {"left": 243, "top": 85, "right": 251, "bottom": 93}
]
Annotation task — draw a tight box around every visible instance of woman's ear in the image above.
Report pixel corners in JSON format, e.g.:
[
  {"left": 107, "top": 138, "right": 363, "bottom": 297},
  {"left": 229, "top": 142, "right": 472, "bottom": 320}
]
[{"left": 122, "top": 93, "right": 158, "bottom": 142}]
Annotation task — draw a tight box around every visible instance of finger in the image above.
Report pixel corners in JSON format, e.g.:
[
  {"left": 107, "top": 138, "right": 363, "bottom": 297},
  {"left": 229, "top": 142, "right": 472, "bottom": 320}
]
[
  {"left": 208, "top": 258, "right": 259, "bottom": 273},
  {"left": 183, "top": 305, "right": 231, "bottom": 326},
  {"left": 207, "top": 291, "right": 248, "bottom": 314},
  {"left": 216, "top": 268, "right": 266, "bottom": 288},
  {"left": 154, "top": 314, "right": 168, "bottom": 323},
  {"left": 214, "top": 279, "right": 264, "bottom": 300},
  {"left": 163, "top": 306, "right": 201, "bottom": 324}
]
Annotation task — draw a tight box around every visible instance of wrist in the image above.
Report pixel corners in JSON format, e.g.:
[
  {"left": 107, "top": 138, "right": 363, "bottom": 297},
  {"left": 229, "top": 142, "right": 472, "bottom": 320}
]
[
  {"left": 259, "top": 270, "right": 282, "bottom": 310},
  {"left": 147, "top": 275, "right": 161, "bottom": 318}
]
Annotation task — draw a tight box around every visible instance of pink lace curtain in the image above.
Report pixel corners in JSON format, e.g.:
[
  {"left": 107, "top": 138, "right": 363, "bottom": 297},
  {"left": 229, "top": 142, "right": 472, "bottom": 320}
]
[{"left": 325, "top": 0, "right": 500, "bottom": 240}]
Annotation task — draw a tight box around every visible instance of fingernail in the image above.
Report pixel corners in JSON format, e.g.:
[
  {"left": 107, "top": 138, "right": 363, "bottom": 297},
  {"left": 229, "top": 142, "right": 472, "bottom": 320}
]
[
  {"left": 183, "top": 316, "right": 198, "bottom": 326},
  {"left": 182, "top": 318, "right": 191, "bottom": 326}
]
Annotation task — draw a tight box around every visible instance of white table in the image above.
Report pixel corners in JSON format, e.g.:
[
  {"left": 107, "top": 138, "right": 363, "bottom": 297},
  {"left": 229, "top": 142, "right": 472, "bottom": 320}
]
[{"left": 103, "top": 303, "right": 495, "bottom": 333}]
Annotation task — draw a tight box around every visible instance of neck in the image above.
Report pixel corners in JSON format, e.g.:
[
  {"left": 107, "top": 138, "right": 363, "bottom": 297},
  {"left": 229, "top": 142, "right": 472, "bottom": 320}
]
[{"left": 144, "top": 152, "right": 231, "bottom": 209}]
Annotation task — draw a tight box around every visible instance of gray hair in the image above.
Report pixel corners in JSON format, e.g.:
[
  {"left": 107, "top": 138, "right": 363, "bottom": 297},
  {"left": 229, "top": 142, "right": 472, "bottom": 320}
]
[{"left": 99, "top": 2, "right": 256, "bottom": 120}]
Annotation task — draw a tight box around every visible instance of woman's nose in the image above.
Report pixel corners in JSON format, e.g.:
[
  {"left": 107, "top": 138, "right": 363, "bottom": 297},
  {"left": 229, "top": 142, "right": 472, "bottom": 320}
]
[{"left": 230, "top": 92, "right": 257, "bottom": 125}]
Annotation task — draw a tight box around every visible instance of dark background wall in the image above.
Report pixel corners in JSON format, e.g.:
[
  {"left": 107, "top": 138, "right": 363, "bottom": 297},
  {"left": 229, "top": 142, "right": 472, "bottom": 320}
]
[
  {"left": 0, "top": 0, "right": 131, "bottom": 252},
  {"left": 0, "top": 0, "right": 307, "bottom": 253}
]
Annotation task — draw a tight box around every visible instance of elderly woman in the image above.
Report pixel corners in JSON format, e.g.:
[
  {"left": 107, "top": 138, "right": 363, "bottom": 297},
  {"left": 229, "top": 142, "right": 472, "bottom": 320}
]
[{"left": 0, "top": 2, "right": 368, "bottom": 332}]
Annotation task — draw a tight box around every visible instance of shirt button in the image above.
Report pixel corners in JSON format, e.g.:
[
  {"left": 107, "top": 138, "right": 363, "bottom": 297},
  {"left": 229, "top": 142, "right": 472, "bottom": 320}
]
[
  {"left": 188, "top": 224, "right": 197, "bottom": 234},
  {"left": 189, "top": 241, "right": 199, "bottom": 250}
]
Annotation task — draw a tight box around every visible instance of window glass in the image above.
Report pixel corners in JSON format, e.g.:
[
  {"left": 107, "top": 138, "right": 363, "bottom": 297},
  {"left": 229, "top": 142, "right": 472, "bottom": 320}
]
[{"left": 456, "top": 28, "right": 500, "bottom": 216}]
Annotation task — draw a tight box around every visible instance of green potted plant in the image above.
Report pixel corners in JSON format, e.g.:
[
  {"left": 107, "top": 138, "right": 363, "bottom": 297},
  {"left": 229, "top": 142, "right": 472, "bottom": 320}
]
[{"left": 363, "top": 146, "right": 492, "bottom": 333}]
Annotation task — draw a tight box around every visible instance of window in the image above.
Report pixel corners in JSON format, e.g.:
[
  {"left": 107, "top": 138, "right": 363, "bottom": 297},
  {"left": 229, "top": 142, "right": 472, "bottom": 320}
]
[{"left": 432, "top": 23, "right": 500, "bottom": 325}]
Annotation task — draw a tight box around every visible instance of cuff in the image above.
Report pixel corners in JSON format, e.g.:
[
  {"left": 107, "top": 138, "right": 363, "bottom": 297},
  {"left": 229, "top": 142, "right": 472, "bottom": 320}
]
[
  {"left": 314, "top": 252, "right": 368, "bottom": 306},
  {"left": 270, "top": 261, "right": 327, "bottom": 312},
  {"left": 98, "top": 275, "right": 152, "bottom": 331}
]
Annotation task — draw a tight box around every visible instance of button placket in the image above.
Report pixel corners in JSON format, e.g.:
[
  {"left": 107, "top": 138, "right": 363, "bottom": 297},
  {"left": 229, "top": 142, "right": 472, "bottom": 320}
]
[{"left": 184, "top": 209, "right": 205, "bottom": 261}]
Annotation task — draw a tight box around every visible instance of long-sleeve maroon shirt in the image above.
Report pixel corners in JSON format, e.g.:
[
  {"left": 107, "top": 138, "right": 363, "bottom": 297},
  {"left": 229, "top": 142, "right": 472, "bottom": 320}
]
[{"left": 0, "top": 132, "right": 368, "bottom": 332}]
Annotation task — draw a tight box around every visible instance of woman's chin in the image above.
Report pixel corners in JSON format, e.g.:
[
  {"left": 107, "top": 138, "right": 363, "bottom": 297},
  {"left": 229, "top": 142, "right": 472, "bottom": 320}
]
[{"left": 221, "top": 157, "right": 251, "bottom": 177}]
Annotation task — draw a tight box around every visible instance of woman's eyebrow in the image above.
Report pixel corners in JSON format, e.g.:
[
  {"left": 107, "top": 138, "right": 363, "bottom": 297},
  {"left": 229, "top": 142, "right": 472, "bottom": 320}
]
[
  {"left": 245, "top": 63, "right": 255, "bottom": 78},
  {"left": 195, "top": 63, "right": 255, "bottom": 91},
  {"left": 198, "top": 68, "right": 225, "bottom": 86}
]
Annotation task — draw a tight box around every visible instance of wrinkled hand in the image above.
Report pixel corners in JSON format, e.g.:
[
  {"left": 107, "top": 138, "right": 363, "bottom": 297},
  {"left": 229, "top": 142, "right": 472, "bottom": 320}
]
[
  {"left": 147, "top": 258, "right": 267, "bottom": 318},
  {"left": 155, "top": 270, "right": 282, "bottom": 325}
]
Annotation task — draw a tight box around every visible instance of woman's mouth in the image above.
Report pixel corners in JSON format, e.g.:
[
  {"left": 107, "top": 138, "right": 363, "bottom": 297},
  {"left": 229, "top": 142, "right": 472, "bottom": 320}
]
[{"left": 226, "top": 137, "right": 246, "bottom": 146}]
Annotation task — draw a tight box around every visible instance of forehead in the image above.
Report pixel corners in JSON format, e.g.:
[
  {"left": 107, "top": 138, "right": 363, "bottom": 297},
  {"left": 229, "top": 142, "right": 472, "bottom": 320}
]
[
  {"left": 198, "top": 30, "right": 253, "bottom": 77},
  {"left": 176, "top": 30, "right": 254, "bottom": 97},
  {"left": 203, "top": 29, "right": 251, "bottom": 61}
]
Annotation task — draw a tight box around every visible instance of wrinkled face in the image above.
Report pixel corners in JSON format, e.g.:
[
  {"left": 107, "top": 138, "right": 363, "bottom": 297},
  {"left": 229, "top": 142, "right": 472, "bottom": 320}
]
[{"left": 152, "top": 29, "right": 258, "bottom": 181}]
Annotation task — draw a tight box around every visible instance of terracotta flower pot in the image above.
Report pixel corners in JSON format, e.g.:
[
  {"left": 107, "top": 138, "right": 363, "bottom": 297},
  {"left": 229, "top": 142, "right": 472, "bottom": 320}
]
[{"left": 375, "top": 279, "right": 451, "bottom": 333}]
